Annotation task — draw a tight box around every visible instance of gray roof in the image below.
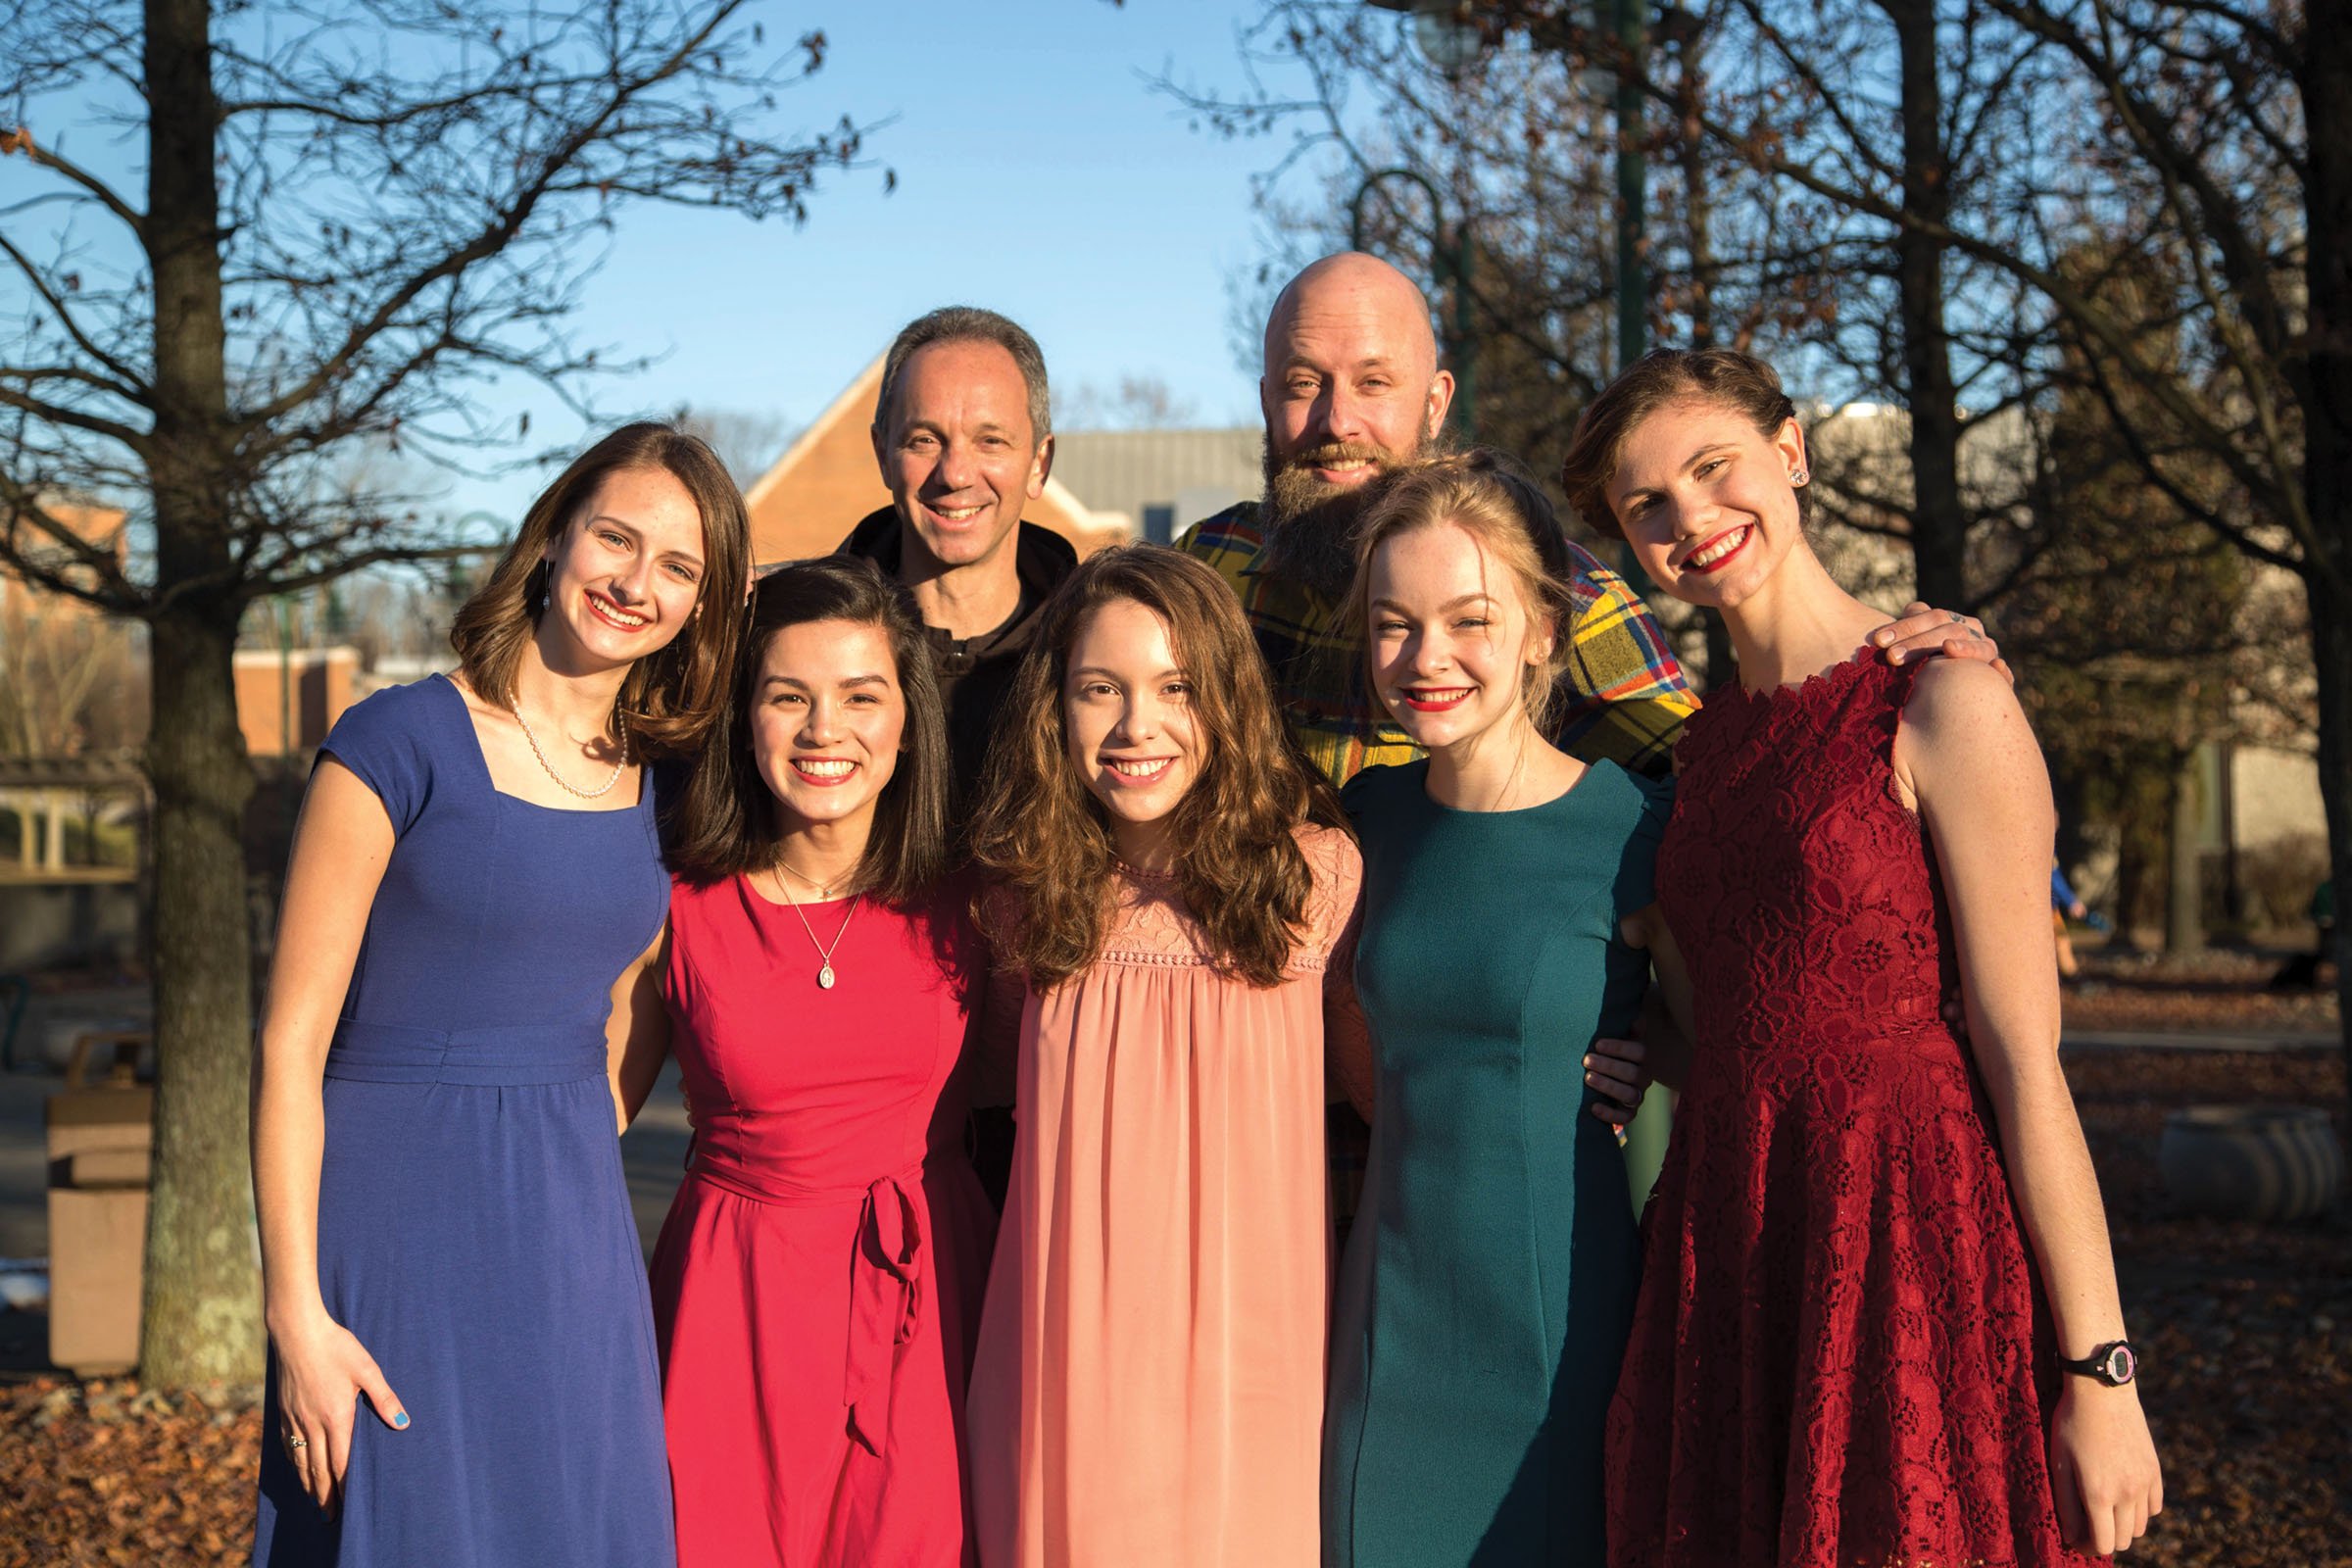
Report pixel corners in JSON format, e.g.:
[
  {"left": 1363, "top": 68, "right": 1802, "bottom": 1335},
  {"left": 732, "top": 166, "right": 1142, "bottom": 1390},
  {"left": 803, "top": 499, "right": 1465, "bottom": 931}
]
[{"left": 1051, "top": 427, "right": 1262, "bottom": 543}]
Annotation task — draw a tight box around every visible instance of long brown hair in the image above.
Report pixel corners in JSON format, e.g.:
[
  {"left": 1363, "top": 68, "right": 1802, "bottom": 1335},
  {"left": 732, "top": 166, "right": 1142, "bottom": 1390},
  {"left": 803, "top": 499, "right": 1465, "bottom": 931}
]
[
  {"left": 967, "top": 545, "right": 1343, "bottom": 990},
  {"left": 666, "top": 557, "right": 952, "bottom": 908},
  {"left": 1346, "top": 449, "right": 1584, "bottom": 738},
  {"left": 1557, "top": 348, "right": 1807, "bottom": 540},
  {"left": 448, "top": 422, "right": 751, "bottom": 758}
]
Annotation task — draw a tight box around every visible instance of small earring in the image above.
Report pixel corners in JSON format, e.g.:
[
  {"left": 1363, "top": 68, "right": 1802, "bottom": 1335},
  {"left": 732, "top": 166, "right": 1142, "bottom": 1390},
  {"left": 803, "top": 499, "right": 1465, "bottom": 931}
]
[{"left": 1789, "top": 470, "right": 1809, "bottom": 485}]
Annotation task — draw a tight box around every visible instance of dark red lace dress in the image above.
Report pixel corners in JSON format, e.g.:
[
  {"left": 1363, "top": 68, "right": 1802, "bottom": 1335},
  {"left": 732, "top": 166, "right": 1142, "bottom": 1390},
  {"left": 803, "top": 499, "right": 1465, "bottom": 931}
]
[{"left": 1605, "top": 656, "right": 2096, "bottom": 1568}]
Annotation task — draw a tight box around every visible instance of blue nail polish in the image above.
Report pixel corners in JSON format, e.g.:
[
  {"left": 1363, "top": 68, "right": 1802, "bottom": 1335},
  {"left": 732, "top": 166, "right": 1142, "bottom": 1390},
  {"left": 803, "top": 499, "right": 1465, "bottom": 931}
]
[{"left": 393, "top": 1412, "right": 410, "bottom": 1430}]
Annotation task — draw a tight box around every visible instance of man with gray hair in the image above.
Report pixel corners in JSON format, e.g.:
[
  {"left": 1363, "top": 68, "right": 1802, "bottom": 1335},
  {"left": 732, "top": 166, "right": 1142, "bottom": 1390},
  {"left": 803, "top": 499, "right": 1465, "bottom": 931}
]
[
  {"left": 837, "top": 305, "right": 1076, "bottom": 790},
  {"left": 835, "top": 305, "right": 1072, "bottom": 1208}
]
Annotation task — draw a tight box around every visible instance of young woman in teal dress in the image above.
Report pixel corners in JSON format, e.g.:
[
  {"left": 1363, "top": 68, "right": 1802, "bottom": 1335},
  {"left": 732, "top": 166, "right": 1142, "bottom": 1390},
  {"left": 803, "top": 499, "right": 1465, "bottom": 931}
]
[{"left": 1321, "top": 450, "right": 1691, "bottom": 1568}]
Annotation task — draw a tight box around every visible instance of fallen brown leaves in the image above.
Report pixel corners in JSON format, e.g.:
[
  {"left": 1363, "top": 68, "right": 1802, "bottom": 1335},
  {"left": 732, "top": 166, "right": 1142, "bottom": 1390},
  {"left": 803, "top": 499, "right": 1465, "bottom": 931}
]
[
  {"left": 0, "top": 1379, "right": 258, "bottom": 1567},
  {"left": 2066, "top": 1047, "right": 2351, "bottom": 1567},
  {"left": 2064, "top": 948, "right": 2339, "bottom": 1036}
]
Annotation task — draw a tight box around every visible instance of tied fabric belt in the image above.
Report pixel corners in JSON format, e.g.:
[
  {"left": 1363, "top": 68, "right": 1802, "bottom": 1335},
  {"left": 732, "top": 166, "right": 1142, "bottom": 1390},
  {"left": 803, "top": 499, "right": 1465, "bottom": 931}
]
[
  {"left": 322, "top": 1019, "right": 608, "bottom": 1086},
  {"left": 686, "top": 1152, "right": 927, "bottom": 1456}
]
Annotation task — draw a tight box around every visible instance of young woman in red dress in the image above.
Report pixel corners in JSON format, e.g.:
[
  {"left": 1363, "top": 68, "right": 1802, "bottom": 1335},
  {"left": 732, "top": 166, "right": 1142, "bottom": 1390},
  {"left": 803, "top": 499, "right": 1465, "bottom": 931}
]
[
  {"left": 629, "top": 556, "right": 999, "bottom": 1567},
  {"left": 1561, "top": 351, "right": 2163, "bottom": 1567}
]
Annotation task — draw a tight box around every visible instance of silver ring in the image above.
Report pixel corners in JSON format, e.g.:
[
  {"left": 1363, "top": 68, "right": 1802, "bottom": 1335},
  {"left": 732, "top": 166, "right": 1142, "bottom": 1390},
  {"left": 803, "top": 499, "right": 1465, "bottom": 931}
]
[{"left": 286, "top": 1434, "right": 309, "bottom": 1450}]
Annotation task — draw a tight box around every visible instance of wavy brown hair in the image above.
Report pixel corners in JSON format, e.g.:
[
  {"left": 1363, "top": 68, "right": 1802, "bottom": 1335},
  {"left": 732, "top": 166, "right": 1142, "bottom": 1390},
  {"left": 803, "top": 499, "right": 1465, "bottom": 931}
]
[
  {"left": 448, "top": 421, "right": 750, "bottom": 758},
  {"left": 666, "top": 557, "right": 951, "bottom": 909},
  {"left": 1345, "top": 448, "right": 1585, "bottom": 738},
  {"left": 967, "top": 545, "right": 1344, "bottom": 990}
]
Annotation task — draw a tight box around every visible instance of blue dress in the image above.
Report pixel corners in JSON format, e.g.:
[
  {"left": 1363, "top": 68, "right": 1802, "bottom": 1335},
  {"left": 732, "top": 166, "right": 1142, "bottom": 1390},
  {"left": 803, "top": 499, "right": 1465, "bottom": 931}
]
[
  {"left": 255, "top": 675, "right": 675, "bottom": 1568},
  {"left": 1322, "top": 759, "right": 1666, "bottom": 1567}
]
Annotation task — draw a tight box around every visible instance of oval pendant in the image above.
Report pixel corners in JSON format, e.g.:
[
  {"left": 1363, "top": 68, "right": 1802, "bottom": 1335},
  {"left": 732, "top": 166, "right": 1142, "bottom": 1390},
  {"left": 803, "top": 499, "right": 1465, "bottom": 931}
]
[{"left": 818, "top": 963, "right": 836, "bottom": 990}]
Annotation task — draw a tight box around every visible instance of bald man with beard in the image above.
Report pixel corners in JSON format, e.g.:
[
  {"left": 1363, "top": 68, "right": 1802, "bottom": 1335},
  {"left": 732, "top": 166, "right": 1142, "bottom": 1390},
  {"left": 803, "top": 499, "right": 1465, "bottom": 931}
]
[
  {"left": 1183, "top": 250, "right": 2002, "bottom": 785},
  {"left": 1181, "top": 252, "right": 1702, "bottom": 783}
]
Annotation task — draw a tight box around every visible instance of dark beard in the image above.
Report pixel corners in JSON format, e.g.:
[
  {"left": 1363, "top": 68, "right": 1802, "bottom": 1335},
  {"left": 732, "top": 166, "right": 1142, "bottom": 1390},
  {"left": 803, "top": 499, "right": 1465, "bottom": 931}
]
[{"left": 1257, "top": 434, "right": 1419, "bottom": 601}]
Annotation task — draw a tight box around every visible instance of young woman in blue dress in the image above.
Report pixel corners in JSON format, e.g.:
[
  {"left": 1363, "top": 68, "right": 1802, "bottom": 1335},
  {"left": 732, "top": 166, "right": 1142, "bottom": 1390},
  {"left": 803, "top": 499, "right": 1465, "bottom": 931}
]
[{"left": 251, "top": 423, "right": 748, "bottom": 1567}]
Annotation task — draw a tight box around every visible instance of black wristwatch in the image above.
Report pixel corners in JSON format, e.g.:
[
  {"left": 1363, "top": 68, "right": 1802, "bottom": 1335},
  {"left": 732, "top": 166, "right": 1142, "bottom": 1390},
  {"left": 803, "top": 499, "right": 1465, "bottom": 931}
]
[{"left": 2058, "top": 1340, "right": 2139, "bottom": 1387}]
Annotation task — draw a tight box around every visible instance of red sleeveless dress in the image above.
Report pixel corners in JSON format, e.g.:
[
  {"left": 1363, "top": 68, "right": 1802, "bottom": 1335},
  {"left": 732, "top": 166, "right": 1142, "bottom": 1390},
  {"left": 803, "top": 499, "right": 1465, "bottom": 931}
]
[{"left": 1604, "top": 656, "right": 2097, "bottom": 1568}]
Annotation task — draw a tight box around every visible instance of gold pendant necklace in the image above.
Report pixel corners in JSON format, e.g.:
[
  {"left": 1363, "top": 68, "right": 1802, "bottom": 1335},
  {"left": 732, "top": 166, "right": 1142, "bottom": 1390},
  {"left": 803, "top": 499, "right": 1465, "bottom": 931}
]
[{"left": 773, "top": 868, "right": 857, "bottom": 989}]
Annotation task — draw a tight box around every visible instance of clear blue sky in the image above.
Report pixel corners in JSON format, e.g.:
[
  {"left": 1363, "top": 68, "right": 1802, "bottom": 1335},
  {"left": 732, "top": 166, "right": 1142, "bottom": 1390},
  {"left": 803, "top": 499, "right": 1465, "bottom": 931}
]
[{"left": 470, "top": 0, "right": 1313, "bottom": 514}]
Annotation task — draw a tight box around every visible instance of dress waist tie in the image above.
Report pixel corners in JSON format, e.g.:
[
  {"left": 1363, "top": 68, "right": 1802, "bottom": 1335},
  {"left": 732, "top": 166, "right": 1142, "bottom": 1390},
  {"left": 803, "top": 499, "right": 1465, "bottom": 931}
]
[
  {"left": 683, "top": 1153, "right": 928, "bottom": 1456},
  {"left": 845, "top": 1169, "right": 924, "bottom": 1455}
]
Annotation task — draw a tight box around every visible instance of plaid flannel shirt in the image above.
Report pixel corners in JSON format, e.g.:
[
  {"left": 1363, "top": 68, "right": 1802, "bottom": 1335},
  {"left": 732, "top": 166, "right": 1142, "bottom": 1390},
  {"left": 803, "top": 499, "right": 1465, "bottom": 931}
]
[
  {"left": 1177, "top": 502, "right": 1697, "bottom": 787},
  {"left": 1180, "top": 501, "right": 1700, "bottom": 1238}
]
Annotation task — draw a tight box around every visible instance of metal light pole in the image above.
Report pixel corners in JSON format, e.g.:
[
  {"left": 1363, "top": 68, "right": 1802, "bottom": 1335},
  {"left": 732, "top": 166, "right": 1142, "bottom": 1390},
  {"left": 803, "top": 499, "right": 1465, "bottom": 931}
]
[
  {"left": 1372, "top": 0, "right": 1647, "bottom": 376},
  {"left": 1348, "top": 167, "right": 1477, "bottom": 442},
  {"left": 1607, "top": 0, "right": 1647, "bottom": 376}
]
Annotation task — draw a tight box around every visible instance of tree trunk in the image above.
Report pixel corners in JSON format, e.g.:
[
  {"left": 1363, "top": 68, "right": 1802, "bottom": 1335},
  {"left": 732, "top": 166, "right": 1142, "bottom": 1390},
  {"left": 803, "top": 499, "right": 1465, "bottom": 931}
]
[
  {"left": 1883, "top": 0, "right": 1971, "bottom": 610},
  {"left": 2306, "top": 2, "right": 2352, "bottom": 1156},
  {"left": 137, "top": 0, "right": 265, "bottom": 1384},
  {"left": 139, "top": 602, "right": 263, "bottom": 1382},
  {"left": 2167, "top": 752, "right": 2204, "bottom": 956}
]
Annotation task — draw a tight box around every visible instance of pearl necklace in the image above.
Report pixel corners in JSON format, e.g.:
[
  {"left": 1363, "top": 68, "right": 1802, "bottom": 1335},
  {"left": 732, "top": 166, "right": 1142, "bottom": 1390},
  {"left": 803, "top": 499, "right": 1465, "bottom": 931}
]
[{"left": 512, "top": 703, "right": 628, "bottom": 800}]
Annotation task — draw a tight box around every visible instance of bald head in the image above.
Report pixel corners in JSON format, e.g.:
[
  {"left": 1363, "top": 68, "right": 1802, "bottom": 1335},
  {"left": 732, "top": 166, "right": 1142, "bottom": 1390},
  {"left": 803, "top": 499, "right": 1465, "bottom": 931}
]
[
  {"left": 1263, "top": 252, "right": 1443, "bottom": 380},
  {"left": 1254, "top": 252, "right": 1456, "bottom": 598}
]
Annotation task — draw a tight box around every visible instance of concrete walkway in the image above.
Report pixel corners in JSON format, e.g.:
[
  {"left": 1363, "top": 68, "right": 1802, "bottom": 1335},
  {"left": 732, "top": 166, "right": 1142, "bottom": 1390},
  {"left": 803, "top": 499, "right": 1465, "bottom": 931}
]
[{"left": 2060, "top": 1028, "right": 2339, "bottom": 1054}]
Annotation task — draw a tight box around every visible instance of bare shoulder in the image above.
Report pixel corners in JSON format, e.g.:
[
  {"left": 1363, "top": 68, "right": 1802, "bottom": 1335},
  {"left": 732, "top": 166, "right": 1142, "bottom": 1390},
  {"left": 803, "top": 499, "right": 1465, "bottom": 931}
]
[
  {"left": 1900, "top": 656, "right": 2028, "bottom": 743},
  {"left": 1895, "top": 655, "right": 2050, "bottom": 815}
]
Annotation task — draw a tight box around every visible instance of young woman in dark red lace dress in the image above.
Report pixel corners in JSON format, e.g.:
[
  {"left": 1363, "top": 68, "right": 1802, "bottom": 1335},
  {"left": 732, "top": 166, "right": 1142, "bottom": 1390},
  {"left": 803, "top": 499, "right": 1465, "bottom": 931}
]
[{"left": 1559, "top": 351, "right": 2162, "bottom": 1568}]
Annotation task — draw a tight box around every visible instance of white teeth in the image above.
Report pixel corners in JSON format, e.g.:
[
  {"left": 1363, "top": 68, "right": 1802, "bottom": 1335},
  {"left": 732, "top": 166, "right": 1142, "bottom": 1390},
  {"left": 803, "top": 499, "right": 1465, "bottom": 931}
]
[
  {"left": 592, "top": 597, "right": 647, "bottom": 626},
  {"left": 935, "top": 504, "right": 985, "bottom": 520},
  {"left": 1107, "top": 758, "right": 1171, "bottom": 778},
  {"left": 1690, "top": 527, "right": 1749, "bottom": 567},
  {"left": 798, "top": 759, "right": 855, "bottom": 777}
]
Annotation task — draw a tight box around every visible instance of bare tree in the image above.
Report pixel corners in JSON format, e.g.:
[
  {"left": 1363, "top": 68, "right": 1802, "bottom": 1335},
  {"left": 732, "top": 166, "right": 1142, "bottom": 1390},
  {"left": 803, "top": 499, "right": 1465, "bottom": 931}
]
[
  {"left": 674, "top": 403, "right": 800, "bottom": 487},
  {"left": 1660, "top": 0, "right": 2342, "bottom": 1114},
  {"left": 0, "top": 0, "right": 878, "bottom": 1385},
  {"left": 1059, "top": 374, "right": 1202, "bottom": 431},
  {"left": 0, "top": 592, "right": 147, "bottom": 759}
]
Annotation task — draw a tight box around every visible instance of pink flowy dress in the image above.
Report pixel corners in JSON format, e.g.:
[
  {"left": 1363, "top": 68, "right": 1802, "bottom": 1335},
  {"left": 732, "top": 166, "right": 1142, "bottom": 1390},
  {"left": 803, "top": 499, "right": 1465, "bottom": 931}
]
[{"left": 966, "top": 823, "right": 1364, "bottom": 1568}]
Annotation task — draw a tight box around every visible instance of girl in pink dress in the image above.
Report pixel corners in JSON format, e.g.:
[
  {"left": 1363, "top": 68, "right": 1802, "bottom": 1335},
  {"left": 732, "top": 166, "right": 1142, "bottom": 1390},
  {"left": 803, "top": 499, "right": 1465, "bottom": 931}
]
[
  {"left": 635, "top": 557, "right": 999, "bottom": 1567},
  {"left": 961, "top": 545, "right": 1365, "bottom": 1568}
]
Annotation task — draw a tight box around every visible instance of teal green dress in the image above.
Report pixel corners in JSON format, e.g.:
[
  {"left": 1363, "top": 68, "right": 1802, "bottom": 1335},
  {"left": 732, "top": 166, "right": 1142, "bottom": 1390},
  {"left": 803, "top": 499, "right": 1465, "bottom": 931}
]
[{"left": 1323, "top": 758, "right": 1668, "bottom": 1567}]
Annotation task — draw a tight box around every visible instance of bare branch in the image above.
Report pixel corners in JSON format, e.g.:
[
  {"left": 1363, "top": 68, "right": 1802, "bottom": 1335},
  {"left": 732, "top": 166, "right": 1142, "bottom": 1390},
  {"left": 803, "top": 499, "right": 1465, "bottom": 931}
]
[{"left": 0, "top": 124, "right": 148, "bottom": 236}]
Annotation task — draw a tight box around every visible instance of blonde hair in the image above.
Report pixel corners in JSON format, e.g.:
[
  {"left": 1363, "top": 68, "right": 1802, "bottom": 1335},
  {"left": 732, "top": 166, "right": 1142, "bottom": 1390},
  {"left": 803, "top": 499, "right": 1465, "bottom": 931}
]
[{"left": 1346, "top": 449, "right": 1582, "bottom": 737}]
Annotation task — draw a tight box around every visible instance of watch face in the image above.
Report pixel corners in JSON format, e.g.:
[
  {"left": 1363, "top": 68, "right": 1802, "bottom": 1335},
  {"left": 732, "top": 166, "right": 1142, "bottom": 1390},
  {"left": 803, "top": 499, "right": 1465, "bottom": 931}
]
[{"left": 2103, "top": 1344, "right": 2137, "bottom": 1384}]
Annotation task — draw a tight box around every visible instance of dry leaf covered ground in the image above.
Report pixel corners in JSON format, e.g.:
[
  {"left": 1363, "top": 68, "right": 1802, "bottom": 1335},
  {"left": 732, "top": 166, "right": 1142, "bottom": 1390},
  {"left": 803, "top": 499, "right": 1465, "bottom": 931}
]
[{"left": 2, "top": 956, "right": 2344, "bottom": 1566}]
